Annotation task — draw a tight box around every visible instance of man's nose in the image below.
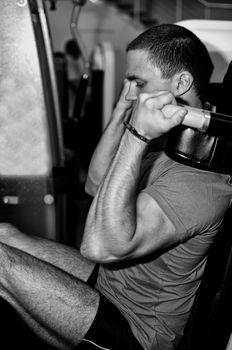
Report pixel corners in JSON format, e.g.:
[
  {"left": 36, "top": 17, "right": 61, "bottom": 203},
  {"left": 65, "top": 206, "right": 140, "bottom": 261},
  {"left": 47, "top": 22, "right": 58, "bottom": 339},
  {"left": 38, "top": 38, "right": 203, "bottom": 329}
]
[{"left": 125, "top": 81, "right": 138, "bottom": 101}]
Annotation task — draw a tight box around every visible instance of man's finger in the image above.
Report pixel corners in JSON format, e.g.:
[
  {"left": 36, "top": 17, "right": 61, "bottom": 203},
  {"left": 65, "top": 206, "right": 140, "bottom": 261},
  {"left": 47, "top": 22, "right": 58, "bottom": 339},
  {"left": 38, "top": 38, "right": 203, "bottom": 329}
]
[{"left": 169, "top": 108, "right": 188, "bottom": 127}]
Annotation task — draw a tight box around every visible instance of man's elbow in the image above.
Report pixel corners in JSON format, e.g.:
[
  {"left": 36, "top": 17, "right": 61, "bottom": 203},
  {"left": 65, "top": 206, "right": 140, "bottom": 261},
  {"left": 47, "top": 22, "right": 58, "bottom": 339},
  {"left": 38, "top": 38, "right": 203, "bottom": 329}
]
[
  {"left": 84, "top": 177, "right": 98, "bottom": 197},
  {"left": 80, "top": 237, "right": 137, "bottom": 265},
  {"left": 80, "top": 240, "right": 121, "bottom": 264}
]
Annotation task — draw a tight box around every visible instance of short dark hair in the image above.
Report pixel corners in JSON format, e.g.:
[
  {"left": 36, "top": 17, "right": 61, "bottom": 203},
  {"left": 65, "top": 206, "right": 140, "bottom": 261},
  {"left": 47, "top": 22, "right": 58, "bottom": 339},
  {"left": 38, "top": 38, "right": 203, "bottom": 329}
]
[{"left": 127, "top": 24, "right": 214, "bottom": 102}]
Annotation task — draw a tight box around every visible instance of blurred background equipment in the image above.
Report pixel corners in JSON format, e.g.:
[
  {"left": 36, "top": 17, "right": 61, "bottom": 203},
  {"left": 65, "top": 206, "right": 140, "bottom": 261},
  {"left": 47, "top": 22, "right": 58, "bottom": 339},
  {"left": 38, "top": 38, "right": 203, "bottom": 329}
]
[{"left": 0, "top": 0, "right": 66, "bottom": 242}]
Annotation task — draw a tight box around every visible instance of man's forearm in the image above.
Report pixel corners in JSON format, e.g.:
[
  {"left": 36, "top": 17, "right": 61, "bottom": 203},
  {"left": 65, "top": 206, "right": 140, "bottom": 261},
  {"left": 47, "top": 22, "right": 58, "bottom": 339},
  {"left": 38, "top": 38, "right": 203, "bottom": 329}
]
[
  {"left": 85, "top": 109, "right": 130, "bottom": 196},
  {"left": 85, "top": 79, "right": 132, "bottom": 197},
  {"left": 81, "top": 129, "right": 147, "bottom": 262}
]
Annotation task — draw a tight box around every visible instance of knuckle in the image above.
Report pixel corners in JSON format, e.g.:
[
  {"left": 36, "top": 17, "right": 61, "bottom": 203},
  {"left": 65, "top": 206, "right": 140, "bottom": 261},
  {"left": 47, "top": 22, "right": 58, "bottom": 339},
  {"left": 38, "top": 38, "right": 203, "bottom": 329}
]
[{"left": 138, "top": 92, "right": 147, "bottom": 102}]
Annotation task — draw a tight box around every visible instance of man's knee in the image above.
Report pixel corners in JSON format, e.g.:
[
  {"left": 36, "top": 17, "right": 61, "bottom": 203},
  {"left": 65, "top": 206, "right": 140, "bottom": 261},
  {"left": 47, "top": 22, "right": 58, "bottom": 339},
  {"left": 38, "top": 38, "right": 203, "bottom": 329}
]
[{"left": 0, "top": 223, "right": 20, "bottom": 242}]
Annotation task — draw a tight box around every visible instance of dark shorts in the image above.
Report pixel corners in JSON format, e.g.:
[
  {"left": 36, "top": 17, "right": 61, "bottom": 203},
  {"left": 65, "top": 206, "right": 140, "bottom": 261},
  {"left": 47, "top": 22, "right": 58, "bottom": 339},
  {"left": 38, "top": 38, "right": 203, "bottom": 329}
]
[
  {"left": 77, "top": 293, "right": 143, "bottom": 350},
  {"left": 77, "top": 265, "right": 143, "bottom": 350}
]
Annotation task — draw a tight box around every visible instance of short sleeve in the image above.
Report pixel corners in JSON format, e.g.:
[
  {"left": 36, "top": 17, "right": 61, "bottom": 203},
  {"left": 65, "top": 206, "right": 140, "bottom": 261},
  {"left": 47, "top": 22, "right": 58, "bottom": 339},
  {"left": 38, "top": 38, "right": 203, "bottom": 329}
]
[{"left": 141, "top": 156, "right": 231, "bottom": 241}]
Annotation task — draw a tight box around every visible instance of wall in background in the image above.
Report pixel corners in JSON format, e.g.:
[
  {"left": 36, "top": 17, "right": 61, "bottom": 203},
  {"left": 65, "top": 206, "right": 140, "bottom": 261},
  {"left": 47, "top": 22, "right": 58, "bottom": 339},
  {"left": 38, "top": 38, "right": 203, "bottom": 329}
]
[{"left": 45, "top": 0, "right": 144, "bottom": 101}]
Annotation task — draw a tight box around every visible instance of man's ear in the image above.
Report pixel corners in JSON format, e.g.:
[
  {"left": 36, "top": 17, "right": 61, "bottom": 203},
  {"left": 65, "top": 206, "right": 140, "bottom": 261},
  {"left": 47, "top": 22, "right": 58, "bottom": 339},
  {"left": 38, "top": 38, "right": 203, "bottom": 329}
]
[{"left": 172, "top": 71, "right": 194, "bottom": 97}]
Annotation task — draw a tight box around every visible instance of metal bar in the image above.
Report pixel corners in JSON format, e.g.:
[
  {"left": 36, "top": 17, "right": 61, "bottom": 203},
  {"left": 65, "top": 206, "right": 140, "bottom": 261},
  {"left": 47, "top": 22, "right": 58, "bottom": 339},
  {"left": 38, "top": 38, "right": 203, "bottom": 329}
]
[{"left": 70, "top": 2, "right": 89, "bottom": 74}]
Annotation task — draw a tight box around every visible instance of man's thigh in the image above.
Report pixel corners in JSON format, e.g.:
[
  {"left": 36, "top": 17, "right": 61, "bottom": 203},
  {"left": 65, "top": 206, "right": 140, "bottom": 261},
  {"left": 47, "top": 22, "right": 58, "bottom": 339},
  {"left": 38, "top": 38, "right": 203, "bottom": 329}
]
[{"left": 0, "top": 223, "right": 95, "bottom": 282}]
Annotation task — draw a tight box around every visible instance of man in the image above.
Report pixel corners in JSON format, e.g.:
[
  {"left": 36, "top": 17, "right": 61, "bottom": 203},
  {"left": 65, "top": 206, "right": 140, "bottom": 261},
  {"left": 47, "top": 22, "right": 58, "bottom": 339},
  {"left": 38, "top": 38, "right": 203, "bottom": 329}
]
[{"left": 0, "top": 24, "right": 231, "bottom": 350}]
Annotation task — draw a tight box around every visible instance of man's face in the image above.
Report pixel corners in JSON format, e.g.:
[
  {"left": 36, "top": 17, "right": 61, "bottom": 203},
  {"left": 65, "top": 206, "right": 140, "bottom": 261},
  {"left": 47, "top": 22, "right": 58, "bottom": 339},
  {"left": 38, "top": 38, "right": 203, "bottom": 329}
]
[{"left": 125, "top": 49, "right": 174, "bottom": 102}]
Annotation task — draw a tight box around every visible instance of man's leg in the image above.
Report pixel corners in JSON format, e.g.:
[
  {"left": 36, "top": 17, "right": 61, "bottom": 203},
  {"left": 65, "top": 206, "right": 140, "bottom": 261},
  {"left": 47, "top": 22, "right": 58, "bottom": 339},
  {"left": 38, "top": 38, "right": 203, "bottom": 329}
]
[
  {"left": 0, "top": 223, "right": 95, "bottom": 282},
  {"left": 0, "top": 241, "right": 99, "bottom": 350}
]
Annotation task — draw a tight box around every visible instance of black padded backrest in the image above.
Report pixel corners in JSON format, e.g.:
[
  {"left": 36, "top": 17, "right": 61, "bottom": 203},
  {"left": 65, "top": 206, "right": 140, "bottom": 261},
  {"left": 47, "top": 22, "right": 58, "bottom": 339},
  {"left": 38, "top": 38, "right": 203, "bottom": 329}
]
[{"left": 217, "top": 60, "right": 232, "bottom": 116}]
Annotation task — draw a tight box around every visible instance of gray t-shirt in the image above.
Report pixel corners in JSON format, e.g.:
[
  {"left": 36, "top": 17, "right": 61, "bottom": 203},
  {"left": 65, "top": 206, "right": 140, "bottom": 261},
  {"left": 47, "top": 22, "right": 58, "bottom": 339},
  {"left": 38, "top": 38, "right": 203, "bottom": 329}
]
[{"left": 96, "top": 152, "right": 232, "bottom": 349}]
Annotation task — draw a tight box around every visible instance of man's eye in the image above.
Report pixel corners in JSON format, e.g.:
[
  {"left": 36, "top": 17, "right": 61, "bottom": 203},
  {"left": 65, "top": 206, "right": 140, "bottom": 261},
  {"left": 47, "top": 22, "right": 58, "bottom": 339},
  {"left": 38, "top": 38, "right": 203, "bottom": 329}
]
[{"left": 136, "top": 81, "right": 145, "bottom": 88}]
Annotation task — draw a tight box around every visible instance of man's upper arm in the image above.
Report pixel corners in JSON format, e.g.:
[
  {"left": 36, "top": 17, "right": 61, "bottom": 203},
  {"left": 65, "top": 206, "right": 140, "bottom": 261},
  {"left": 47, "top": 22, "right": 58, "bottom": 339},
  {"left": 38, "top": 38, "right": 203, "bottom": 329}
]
[
  {"left": 126, "top": 192, "right": 178, "bottom": 259},
  {"left": 81, "top": 191, "right": 178, "bottom": 264}
]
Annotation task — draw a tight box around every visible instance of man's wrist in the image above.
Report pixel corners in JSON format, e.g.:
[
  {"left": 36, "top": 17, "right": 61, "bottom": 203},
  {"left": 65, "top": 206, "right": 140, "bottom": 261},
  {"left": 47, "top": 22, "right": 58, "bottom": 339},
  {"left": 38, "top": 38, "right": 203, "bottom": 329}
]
[{"left": 123, "top": 122, "right": 150, "bottom": 144}]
